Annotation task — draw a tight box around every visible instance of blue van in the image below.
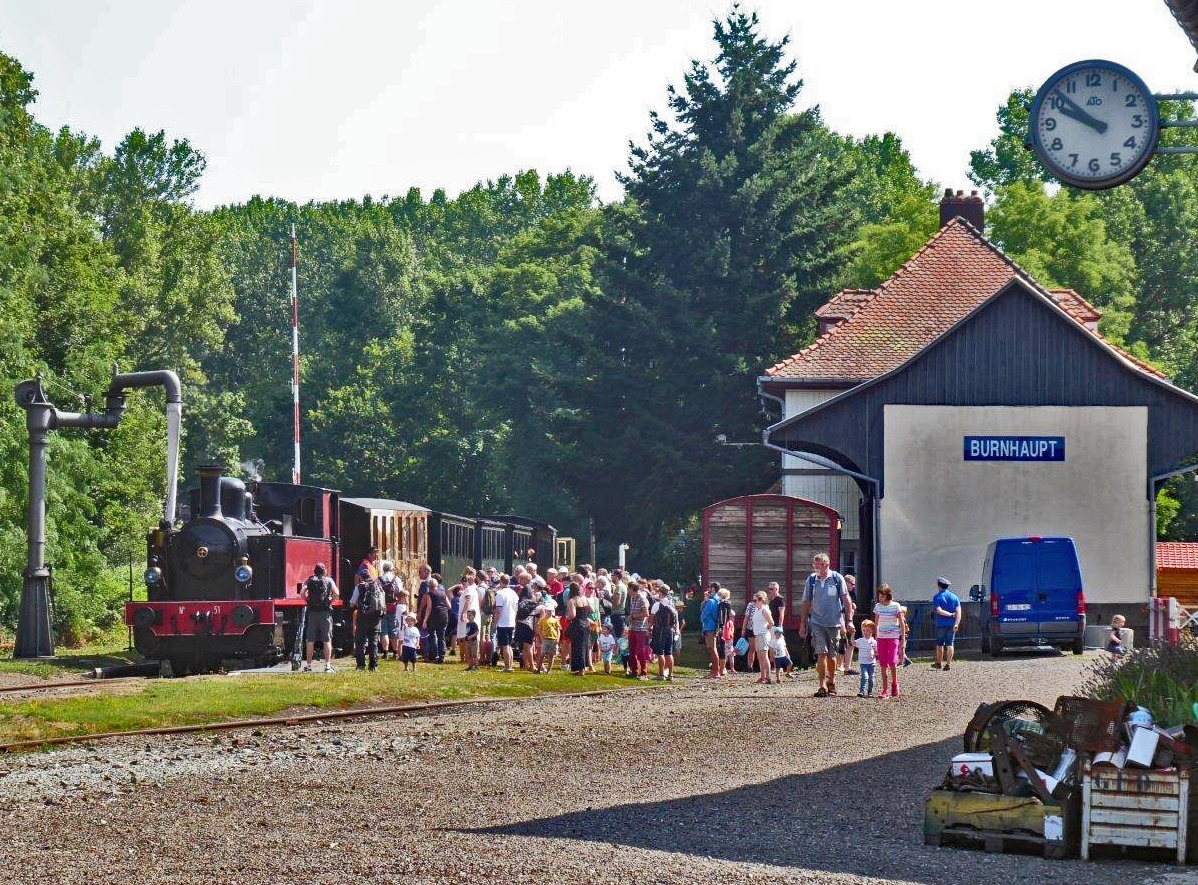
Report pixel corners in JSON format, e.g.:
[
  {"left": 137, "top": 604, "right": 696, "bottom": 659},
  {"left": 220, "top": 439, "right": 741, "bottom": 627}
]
[{"left": 970, "top": 537, "right": 1086, "bottom": 656}]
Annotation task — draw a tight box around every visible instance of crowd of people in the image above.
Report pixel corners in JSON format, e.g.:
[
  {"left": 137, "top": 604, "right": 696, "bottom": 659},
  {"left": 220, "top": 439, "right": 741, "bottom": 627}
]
[
  {"left": 301, "top": 549, "right": 686, "bottom": 679},
  {"left": 297, "top": 547, "right": 966, "bottom": 694},
  {"left": 696, "top": 553, "right": 964, "bottom": 698}
]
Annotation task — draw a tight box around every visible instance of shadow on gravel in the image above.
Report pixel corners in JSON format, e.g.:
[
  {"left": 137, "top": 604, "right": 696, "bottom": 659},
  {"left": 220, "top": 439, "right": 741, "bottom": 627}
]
[{"left": 460, "top": 736, "right": 1155, "bottom": 885}]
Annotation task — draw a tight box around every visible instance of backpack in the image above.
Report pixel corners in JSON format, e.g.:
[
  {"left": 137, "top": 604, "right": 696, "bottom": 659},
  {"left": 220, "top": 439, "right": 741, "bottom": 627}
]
[
  {"left": 359, "top": 580, "right": 385, "bottom": 619},
  {"left": 380, "top": 576, "right": 399, "bottom": 608},
  {"left": 716, "top": 600, "right": 731, "bottom": 629},
  {"left": 306, "top": 575, "right": 334, "bottom": 611}
]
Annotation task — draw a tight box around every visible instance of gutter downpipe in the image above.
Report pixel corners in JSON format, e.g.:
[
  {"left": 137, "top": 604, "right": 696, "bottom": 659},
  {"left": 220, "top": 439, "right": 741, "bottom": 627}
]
[
  {"left": 1147, "top": 462, "right": 1198, "bottom": 599},
  {"left": 761, "top": 436, "right": 884, "bottom": 586}
]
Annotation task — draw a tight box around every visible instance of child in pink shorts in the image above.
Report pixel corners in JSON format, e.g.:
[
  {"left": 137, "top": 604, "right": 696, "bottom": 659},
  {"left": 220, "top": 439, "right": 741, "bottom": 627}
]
[{"left": 872, "top": 584, "right": 906, "bottom": 698}]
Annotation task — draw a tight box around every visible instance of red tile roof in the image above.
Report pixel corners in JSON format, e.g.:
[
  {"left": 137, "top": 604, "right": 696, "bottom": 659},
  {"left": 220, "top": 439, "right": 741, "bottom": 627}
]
[
  {"left": 1157, "top": 542, "right": 1198, "bottom": 571},
  {"left": 765, "top": 218, "right": 1168, "bottom": 383},
  {"left": 1049, "top": 288, "right": 1102, "bottom": 326},
  {"left": 813, "top": 289, "right": 875, "bottom": 320}
]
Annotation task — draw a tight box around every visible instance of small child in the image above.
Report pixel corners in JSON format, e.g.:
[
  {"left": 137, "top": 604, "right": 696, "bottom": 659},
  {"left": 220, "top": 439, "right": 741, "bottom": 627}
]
[
  {"left": 618, "top": 636, "right": 630, "bottom": 675},
  {"left": 401, "top": 615, "right": 421, "bottom": 672},
  {"left": 538, "top": 606, "right": 561, "bottom": 673},
  {"left": 597, "top": 622, "right": 618, "bottom": 675},
  {"left": 722, "top": 608, "right": 737, "bottom": 675},
  {"left": 769, "top": 626, "right": 793, "bottom": 683},
  {"left": 462, "top": 609, "right": 480, "bottom": 671},
  {"left": 855, "top": 620, "right": 878, "bottom": 697},
  {"left": 1108, "top": 614, "right": 1128, "bottom": 657}
]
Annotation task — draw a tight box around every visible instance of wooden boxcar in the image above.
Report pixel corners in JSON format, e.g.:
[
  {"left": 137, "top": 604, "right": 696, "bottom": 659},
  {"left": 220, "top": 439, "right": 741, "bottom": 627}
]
[
  {"left": 701, "top": 494, "right": 841, "bottom": 625},
  {"left": 341, "top": 497, "right": 429, "bottom": 592}
]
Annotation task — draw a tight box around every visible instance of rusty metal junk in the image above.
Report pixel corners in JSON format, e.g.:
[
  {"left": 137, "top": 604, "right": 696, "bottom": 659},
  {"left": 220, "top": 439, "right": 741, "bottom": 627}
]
[{"left": 929, "top": 695, "right": 1198, "bottom": 862}]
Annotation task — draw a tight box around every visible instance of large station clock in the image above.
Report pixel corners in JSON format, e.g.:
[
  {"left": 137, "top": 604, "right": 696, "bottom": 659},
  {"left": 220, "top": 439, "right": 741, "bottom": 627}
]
[{"left": 1030, "top": 59, "right": 1160, "bottom": 190}]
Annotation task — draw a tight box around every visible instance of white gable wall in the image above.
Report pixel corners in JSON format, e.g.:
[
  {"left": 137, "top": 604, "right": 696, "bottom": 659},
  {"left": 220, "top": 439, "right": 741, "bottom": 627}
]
[
  {"left": 782, "top": 388, "right": 862, "bottom": 540},
  {"left": 880, "top": 405, "right": 1148, "bottom": 605}
]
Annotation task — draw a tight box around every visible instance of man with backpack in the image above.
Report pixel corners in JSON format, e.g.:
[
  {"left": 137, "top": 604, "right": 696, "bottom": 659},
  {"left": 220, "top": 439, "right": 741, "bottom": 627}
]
[
  {"left": 377, "top": 561, "right": 404, "bottom": 660},
  {"left": 300, "top": 563, "right": 338, "bottom": 673},
  {"left": 800, "top": 552, "right": 853, "bottom": 697},
  {"left": 350, "top": 572, "right": 385, "bottom": 671}
]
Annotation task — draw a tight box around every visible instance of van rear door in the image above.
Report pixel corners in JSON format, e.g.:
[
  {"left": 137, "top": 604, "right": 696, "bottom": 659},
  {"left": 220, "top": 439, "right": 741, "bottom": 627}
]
[
  {"left": 991, "top": 541, "right": 1035, "bottom": 627},
  {"left": 1035, "top": 538, "right": 1082, "bottom": 638}
]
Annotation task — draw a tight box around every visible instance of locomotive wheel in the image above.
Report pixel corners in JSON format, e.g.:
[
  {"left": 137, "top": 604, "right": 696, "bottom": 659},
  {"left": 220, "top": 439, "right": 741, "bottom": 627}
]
[{"left": 168, "top": 658, "right": 191, "bottom": 677}]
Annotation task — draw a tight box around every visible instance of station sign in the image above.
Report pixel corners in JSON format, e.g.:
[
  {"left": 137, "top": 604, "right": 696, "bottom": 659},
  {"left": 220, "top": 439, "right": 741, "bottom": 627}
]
[{"left": 964, "top": 435, "right": 1065, "bottom": 462}]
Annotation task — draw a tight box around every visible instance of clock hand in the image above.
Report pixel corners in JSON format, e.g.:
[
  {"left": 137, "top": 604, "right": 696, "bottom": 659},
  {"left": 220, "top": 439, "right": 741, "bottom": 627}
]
[{"left": 1053, "top": 90, "right": 1108, "bottom": 134}]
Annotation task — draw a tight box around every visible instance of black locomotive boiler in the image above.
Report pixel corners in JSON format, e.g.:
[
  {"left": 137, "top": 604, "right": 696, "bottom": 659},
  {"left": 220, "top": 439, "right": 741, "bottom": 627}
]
[{"left": 127, "top": 466, "right": 340, "bottom": 674}]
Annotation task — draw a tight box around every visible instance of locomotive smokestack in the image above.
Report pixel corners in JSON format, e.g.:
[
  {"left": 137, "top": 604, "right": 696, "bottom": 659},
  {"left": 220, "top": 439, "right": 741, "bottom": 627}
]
[{"left": 197, "top": 466, "right": 225, "bottom": 519}]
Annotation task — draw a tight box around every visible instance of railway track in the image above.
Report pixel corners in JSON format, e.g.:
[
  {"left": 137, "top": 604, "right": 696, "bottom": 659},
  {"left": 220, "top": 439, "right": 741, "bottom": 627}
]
[
  {"left": 0, "top": 686, "right": 643, "bottom": 753},
  {"left": 0, "top": 675, "right": 150, "bottom": 695}
]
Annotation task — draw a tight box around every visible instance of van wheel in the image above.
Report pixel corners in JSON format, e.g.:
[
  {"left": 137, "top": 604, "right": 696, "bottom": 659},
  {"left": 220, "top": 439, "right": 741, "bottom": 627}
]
[
  {"left": 1072, "top": 637, "right": 1084, "bottom": 655},
  {"left": 990, "top": 637, "right": 1004, "bottom": 657}
]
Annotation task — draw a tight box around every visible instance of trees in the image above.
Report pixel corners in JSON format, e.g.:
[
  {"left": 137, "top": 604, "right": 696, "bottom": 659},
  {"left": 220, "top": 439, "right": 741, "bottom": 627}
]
[{"left": 549, "top": 9, "right": 864, "bottom": 569}]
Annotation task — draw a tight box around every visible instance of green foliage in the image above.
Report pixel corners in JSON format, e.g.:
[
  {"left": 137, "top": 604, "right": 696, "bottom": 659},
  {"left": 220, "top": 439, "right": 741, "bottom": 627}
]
[
  {"left": 968, "top": 89, "right": 1047, "bottom": 193},
  {"left": 1082, "top": 638, "right": 1198, "bottom": 725},
  {"left": 1157, "top": 487, "right": 1181, "bottom": 539},
  {"left": 546, "top": 8, "right": 866, "bottom": 571},
  {"left": 987, "top": 181, "right": 1136, "bottom": 342}
]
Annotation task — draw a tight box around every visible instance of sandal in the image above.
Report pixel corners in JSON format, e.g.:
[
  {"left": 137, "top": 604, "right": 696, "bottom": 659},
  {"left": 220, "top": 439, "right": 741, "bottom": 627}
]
[{"left": 814, "top": 687, "right": 829, "bottom": 697}]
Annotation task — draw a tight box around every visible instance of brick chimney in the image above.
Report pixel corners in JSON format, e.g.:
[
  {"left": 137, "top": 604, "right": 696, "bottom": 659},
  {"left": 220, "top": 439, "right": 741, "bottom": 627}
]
[{"left": 940, "top": 188, "right": 984, "bottom": 231}]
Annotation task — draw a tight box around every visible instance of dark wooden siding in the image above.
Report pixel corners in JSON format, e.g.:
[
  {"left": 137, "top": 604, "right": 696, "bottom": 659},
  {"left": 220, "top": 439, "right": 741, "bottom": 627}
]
[{"left": 770, "top": 281, "right": 1198, "bottom": 493}]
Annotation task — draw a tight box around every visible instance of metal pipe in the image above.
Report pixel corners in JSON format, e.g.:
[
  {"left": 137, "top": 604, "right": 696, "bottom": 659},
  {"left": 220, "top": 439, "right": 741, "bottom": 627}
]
[{"left": 13, "top": 368, "right": 182, "bottom": 658}]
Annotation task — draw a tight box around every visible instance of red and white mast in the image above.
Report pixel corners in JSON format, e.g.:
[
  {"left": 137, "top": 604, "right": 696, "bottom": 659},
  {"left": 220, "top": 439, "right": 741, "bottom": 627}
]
[{"left": 290, "top": 223, "right": 302, "bottom": 485}]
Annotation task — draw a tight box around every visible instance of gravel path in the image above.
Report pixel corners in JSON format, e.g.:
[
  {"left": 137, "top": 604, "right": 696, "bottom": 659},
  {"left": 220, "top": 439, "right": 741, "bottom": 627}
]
[{"left": 0, "top": 652, "right": 1188, "bottom": 884}]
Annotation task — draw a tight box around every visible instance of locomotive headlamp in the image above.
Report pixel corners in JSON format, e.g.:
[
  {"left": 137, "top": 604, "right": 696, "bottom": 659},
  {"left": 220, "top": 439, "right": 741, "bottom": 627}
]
[
  {"left": 234, "top": 559, "right": 252, "bottom": 584},
  {"left": 144, "top": 567, "right": 163, "bottom": 587}
]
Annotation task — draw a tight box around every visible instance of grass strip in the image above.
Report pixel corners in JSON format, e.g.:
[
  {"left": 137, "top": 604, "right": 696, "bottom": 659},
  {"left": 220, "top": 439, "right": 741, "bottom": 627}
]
[{"left": 0, "top": 659, "right": 678, "bottom": 746}]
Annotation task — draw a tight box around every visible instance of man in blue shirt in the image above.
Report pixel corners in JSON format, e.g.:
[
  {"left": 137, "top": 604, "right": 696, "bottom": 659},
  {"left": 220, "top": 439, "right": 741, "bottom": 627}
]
[
  {"left": 700, "top": 583, "right": 722, "bottom": 678},
  {"left": 931, "top": 576, "right": 961, "bottom": 671}
]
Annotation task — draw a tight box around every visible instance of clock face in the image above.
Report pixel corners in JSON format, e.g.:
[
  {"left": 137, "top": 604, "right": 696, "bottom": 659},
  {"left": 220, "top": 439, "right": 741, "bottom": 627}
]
[{"left": 1030, "top": 60, "right": 1159, "bottom": 190}]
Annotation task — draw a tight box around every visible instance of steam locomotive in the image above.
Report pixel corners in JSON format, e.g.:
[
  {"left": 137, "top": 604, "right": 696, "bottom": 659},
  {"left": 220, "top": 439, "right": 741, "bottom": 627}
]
[{"left": 125, "top": 466, "right": 567, "bottom": 674}]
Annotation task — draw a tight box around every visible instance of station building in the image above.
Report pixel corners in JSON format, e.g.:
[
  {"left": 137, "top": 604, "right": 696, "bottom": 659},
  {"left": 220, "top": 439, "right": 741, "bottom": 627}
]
[{"left": 760, "top": 191, "right": 1198, "bottom": 630}]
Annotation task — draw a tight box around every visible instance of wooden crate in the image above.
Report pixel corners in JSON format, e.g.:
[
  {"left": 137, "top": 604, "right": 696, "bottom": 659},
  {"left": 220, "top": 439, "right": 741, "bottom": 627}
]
[
  {"left": 924, "top": 789, "right": 1077, "bottom": 859},
  {"left": 1081, "top": 762, "right": 1196, "bottom": 863}
]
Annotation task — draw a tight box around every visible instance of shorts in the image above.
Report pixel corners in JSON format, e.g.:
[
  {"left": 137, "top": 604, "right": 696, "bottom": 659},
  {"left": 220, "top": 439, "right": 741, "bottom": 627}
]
[
  {"left": 541, "top": 640, "right": 559, "bottom": 658},
  {"left": 515, "top": 623, "right": 535, "bottom": 647},
  {"left": 400, "top": 646, "right": 418, "bottom": 664},
  {"left": 876, "top": 637, "right": 901, "bottom": 667},
  {"left": 601, "top": 650, "right": 614, "bottom": 663},
  {"left": 305, "top": 610, "right": 333, "bottom": 644},
  {"left": 935, "top": 626, "right": 956, "bottom": 648},
  {"left": 496, "top": 627, "right": 515, "bottom": 648},
  {"left": 379, "top": 613, "right": 398, "bottom": 638},
  {"left": 809, "top": 623, "right": 841, "bottom": 657},
  {"left": 753, "top": 632, "right": 771, "bottom": 654},
  {"left": 703, "top": 631, "right": 717, "bottom": 650},
  {"left": 460, "top": 635, "right": 480, "bottom": 657},
  {"left": 651, "top": 631, "right": 675, "bottom": 656},
  {"left": 774, "top": 655, "right": 792, "bottom": 670}
]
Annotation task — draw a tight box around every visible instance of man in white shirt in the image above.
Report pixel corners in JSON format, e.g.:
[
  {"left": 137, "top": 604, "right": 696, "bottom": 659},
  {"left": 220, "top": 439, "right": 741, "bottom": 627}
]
[
  {"left": 457, "top": 577, "right": 481, "bottom": 665},
  {"left": 492, "top": 580, "right": 520, "bottom": 672}
]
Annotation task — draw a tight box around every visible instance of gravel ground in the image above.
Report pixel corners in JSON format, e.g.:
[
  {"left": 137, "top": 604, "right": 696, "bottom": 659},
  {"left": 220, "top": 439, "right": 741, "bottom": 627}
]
[{"left": 0, "top": 651, "right": 1190, "bottom": 884}]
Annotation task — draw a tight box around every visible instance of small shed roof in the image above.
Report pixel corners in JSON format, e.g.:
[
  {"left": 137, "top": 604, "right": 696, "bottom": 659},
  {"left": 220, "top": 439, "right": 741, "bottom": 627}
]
[{"left": 1157, "top": 542, "right": 1198, "bottom": 570}]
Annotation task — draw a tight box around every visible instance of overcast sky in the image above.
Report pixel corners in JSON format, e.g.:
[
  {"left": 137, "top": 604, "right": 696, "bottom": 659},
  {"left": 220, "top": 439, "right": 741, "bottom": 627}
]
[{"left": 3, "top": 1, "right": 1197, "bottom": 208}]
